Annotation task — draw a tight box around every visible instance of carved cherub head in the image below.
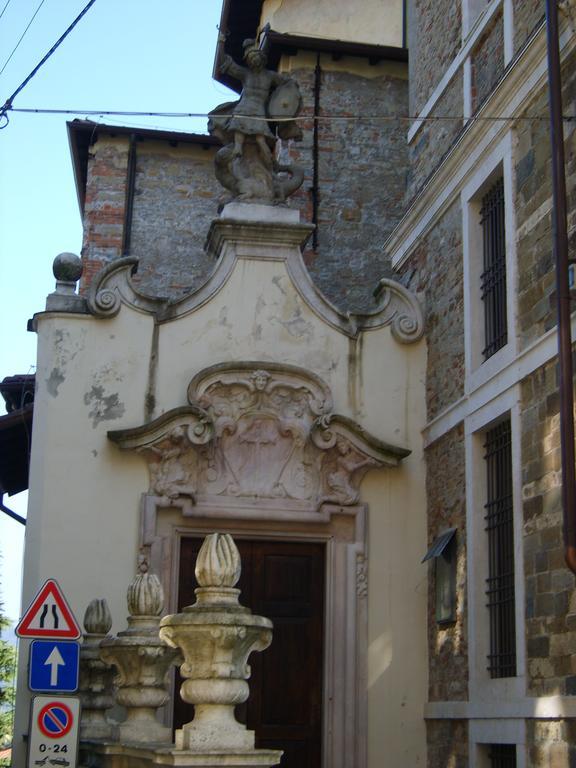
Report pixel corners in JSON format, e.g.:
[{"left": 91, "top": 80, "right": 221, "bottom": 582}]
[{"left": 251, "top": 369, "right": 271, "bottom": 391}]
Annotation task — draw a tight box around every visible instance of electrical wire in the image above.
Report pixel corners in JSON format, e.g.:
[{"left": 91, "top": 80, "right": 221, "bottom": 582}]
[
  {"left": 0, "top": 0, "right": 48, "bottom": 77},
  {"left": 0, "top": 0, "right": 13, "bottom": 22},
  {"left": 3, "top": 106, "right": 575, "bottom": 123},
  {"left": 0, "top": 0, "right": 98, "bottom": 121}
]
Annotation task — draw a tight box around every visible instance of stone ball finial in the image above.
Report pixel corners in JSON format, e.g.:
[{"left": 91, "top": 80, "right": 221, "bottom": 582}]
[
  {"left": 127, "top": 555, "right": 164, "bottom": 617},
  {"left": 83, "top": 598, "right": 112, "bottom": 635},
  {"left": 195, "top": 533, "right": 241, "bottom": 588},
  {"left": 53, "top": 252, "right": 83, "bottom": 283}
]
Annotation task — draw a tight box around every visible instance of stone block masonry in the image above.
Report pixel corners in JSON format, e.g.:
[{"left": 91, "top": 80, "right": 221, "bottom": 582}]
[
  {"left": 521, "top": 360, "right": 576, "bottom": 698},
  {"left": 471, "top": 11, "right": 504, "bottom": 112},
  {"left": 515, "top": 48, "right": 576, "bottom": 352},
  {"left": 513, "top": 0, "right": 545, "bottom": 55},
  {"left": 425, "top": 423, "right": 469, "bottom": 703},
  {"left": 397, "top": 201, "right": 465, "bottom": 422},
  {"left": 426, "top": 719, "right": 468, "bottom": 768}
]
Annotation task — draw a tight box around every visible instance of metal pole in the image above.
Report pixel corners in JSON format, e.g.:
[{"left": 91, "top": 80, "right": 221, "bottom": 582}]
[{"left": 545, "top": 0, "right": 576, "bottom": 572}]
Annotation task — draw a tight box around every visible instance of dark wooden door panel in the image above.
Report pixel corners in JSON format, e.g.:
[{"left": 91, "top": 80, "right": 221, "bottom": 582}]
[{"left": 176, "top": 537, "right": 324, "bottom": 768}]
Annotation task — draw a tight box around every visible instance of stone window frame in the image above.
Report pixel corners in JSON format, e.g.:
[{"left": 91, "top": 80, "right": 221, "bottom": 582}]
[
  {"left": 464, "top": 385, "right": 526, "bottom": 712},
  {"left": 469, "top": 718, "right": 526, "bottom": 768},
  {"left": 461, "top": 131, "right": 518, "bottom": 393}
]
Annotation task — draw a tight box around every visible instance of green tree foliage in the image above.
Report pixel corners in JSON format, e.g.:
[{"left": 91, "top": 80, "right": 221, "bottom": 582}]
[{"left": 0, "top": 594, "right": 17, "bottom": 763}]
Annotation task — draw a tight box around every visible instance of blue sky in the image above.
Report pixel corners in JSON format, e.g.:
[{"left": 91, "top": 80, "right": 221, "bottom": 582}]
[{"left": 0, "top": 0, "right": 233, "bottom": 622}]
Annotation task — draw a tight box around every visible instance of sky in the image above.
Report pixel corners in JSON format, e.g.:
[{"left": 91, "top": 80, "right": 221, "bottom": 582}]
[{"left": 0, "top": 0, "right": 234, "bottom": 623}]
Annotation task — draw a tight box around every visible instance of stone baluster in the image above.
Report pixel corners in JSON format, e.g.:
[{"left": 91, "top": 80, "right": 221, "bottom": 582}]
[
  {"left": 159, "top": 533, "right": 281, "bottom": 765},
  {"left": 99, "top": 556, "right": 181, "bottom": 744},
  {"left": 78, "top": 598, "right": 115, "bottom": 740}
]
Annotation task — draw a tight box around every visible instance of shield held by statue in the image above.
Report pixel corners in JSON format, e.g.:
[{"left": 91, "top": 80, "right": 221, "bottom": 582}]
[{"left": 268, "top": 80, "right": 303, "bottom": 141}]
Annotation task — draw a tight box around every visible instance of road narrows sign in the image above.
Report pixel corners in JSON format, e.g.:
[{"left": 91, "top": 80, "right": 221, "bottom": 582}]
[{"left": 16, "top": 579, "right": 81, "bottom": 640}]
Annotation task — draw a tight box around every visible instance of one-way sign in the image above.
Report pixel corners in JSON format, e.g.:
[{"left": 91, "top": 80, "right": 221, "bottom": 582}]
[{"left": 29, "top": 640, "right": 80, "bottom": 693}]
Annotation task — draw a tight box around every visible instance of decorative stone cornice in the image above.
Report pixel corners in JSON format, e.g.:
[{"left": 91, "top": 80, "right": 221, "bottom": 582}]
[
  {"left": 86, "top": 208, "right": 424, "bottom": 343},
  {"left": 108, "top": 362, "right": 409, "bottom": 510}
]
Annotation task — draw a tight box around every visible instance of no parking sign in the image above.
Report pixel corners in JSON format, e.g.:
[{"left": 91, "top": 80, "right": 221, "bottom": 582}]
[{"left": 28, "top": 696, "right": 80, "bottom": 767}]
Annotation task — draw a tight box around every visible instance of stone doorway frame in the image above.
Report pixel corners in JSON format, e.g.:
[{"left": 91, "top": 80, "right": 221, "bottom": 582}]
[{"left": 140, "top": 493, "right": 368, "bottom": 768}]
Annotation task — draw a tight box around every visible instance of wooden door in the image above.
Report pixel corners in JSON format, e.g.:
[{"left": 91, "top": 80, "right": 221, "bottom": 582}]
[{"left": 176, "top": 538, "right": 325, "bottom": 768}]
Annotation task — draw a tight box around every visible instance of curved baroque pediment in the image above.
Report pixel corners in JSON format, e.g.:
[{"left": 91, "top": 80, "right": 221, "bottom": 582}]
[{"left": 108, "top": 363, "right": 410, "bottom": 510}]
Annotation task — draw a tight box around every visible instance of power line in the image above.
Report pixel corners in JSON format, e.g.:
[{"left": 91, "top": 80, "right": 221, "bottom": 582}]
[
  {"left": 0, "top": 0, "right": 98, "bottom": 122},
  {"left": 0, "top": 0, "right": 13, "bottom": 22},
  {"left": 0, "top": 0, "right": 48, "bottom": 77},
  {"left": 2, "top": 106, "right": 575, "bottom": 123}
]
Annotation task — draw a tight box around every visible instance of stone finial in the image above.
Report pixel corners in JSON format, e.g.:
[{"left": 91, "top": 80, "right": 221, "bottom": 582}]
[
  {"left": 53, "top": 252, "right": 83, "bottom": 284},
  {"left": 195, "top": 533, "right": 241, "bottom": 588},
  {"left": 46, "top": 252, "right": 87, "bottom": 312},
  {"left": 127, "top": 553, "right": 164, "bottom": 618},
  {"left": 83, "top": 598, "right": 112, "bottom": 636}
]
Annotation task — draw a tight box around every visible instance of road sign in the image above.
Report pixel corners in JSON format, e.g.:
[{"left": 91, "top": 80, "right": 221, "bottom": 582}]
[
  {"left": 27, "top": 696, "right": 80, "bottom": 768},
  {"left": 29, "top": 641, "right": 80, "bottom": 693},
  {"left": 16, "top": 579, "right": 81, "bottom": 639}
]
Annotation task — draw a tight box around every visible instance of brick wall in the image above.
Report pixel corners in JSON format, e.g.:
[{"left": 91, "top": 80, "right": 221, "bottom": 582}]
[
  {"left": 515, "top": 50, "right": 576, "bottom": 351},
  {"left": 471, "top": 11, "right": 504, "bottom": 111},
  {"left": 399, "top": 201, "right": 465, "bottom": 421},
  {"left": 513, "top": 0, "right": 545, "bottom": 55},
  {"left": 81, "top": 138, "right": 130, "bottom": 292},
  {"left": 425, "top": 424, "right": 469, "bottom": 702},
  {"left": 521, "top": 361, "right": 576, "bottom": 698},
  {"left": 426, "top": 719, "right": 468, "bottom": 768}
]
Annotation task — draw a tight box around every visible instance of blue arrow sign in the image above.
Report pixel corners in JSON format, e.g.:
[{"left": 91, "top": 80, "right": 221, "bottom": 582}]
[{"left": 29, "top": 640, "right": 80, "bottom": 693}]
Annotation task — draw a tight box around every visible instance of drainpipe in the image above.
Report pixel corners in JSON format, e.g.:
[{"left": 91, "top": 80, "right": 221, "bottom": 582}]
[
  {"left": 545, "top": 0, "right": 576, "bottom": 572},
  {"left": 122, "top": 132, "right": 137, "bottom": 256},
  {"left": 311, "top": 54, "right": 321, "bottom": 250}
]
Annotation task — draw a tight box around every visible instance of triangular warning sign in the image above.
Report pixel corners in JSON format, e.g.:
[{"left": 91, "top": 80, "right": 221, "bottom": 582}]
[{"left": 16, "top": 579, "right": 81, "bottom": 639}]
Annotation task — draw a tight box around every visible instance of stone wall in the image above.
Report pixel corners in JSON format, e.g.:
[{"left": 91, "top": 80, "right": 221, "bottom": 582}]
[
  {"left": 471, "top": 11, "right": 504, "bottom": 111},
  {"left": 513, "top": 0, "right": 545, "bottom": 55},
  {"left": 129, "top": 143, "right": 220, "bottom": 298},
  {"left": 526, "top": 719, "right": 576, "bottom": 766},
  {"left": 426, "top": 719, "right": 468, "bottom": 768},
  {"left": 521, "top": 360, "right": 576, "bottom": 698},
  {"left": 398, "top": 201, "right": 464, "bottom": 421},
  {"left": 425, "top": 424, "right": 469, "bottom": 702},
  {"left": 80, "top": 135, "right": 221, "bottom": 299},
  {"left": 287, "top": 56, "right": 409, "bottom": 311},
  {"left": 515, "top": 50, "right": 576, "bottom": 351},
  {"left": 408, "top": 0, "right": 461, "bottom": 116},
  {"left": 407, "top": 72, "right": 464, "bottom": 202}
]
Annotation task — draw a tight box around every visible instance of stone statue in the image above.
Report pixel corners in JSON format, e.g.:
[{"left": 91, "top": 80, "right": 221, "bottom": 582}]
[{"left": 208, "top": 39, "right": 304, "bottom": 204}]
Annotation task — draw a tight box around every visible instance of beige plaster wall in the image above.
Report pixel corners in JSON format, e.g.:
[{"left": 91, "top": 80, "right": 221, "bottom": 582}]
[
  {"left": 261, "top": 0, "right": 404, "bottom": 49},
  {"left": 15, "top": 242, "right": 426, "bottom": 767}
]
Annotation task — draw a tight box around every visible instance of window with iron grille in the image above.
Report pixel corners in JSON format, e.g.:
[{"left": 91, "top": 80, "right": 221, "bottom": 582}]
[
  {"left": 484, "top": 419, "right": 516, "bottom": 678},
  {"left": 488, "top": 743, "right": 517, "bottom": 767},
  {"left": 480, "top": 176, "right": 507, "bottom": 360}
]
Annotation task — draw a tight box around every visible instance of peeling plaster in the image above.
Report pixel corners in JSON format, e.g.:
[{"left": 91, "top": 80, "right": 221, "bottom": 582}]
[
  {"left": 46, "top": 368, "right": 65, "bottom": 397},
  {"left": 84, "top": 385, "right": 126, "bottom": 428}
]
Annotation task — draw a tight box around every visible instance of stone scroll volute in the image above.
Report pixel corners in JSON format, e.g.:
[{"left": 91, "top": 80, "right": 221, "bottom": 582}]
[{"left": 108, "top": 363, "right": 410, "bottom": 510}]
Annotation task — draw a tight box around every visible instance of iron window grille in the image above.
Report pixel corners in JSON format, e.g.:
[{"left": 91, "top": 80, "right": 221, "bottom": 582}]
[
  {"left": 484, "top": 419, "right": 516, "bottom": 678},
  {"left": 480, "top": 176, "right": 507, "bottom": 360},
  {"left": 488, "top": 743, "right": 517, "bottom": 767}
]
